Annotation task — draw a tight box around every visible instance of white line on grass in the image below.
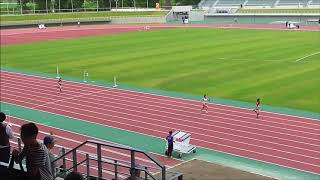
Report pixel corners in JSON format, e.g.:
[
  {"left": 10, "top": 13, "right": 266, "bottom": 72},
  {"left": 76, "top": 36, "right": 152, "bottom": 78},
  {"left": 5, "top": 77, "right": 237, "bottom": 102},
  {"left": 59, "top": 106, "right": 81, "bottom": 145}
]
[
  {"left": 217, "top": 58, "right": 283, "bottom": 62},
  {"left": 295, "top": 51, "right": 320, "bottom": 62}
]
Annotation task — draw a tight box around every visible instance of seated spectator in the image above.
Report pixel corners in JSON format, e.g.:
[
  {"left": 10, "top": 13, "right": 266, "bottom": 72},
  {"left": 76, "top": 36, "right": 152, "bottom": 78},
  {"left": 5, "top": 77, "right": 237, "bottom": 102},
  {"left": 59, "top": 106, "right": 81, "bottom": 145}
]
[
  {"left": 64, "top": 171, "right": 84, "bottom": 180},
  {"left": 44, "top": 135, "right": 57, "bottom": 177},
  {"left": 0, "top": 112, "right": 14, "bottom": 164},
  {"left": 12, "top": 123, "right": 53, "bottom": 180}
]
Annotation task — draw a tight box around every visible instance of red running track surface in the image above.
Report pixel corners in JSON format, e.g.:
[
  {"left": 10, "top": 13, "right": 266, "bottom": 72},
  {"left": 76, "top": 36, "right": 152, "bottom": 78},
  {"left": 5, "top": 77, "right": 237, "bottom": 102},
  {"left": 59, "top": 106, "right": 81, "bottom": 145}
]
[
  {"left": 1, "top": 71, "right": 320, "bottom": 175},
  {"left": 1, "top": 24, "right": 319, "bottom": 46}
]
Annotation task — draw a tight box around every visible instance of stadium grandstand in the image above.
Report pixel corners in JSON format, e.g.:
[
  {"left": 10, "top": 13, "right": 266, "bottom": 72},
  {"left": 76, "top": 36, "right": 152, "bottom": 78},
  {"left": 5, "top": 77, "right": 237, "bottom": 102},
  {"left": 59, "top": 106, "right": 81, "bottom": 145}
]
[{"left": 199, "top": 0, "right": 320, "bottom": 8}]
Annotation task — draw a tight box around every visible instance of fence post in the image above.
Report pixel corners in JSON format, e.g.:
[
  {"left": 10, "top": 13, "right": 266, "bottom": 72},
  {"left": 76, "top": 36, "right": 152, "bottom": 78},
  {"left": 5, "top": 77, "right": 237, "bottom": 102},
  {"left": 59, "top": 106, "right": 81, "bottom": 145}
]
[
  {"left": 144, "top": 167, "right": 148, "bottom": 179},
  {"left": 130, "top": 150, "right": 136, "bottom": 180},
  {"left": 72, "top": 149, "right": 78, "bottom": 172},
  {"left": 162, "top": 165, "right": 166, "bottom": 180},
  {"left": 62, "top": 148, "right": 67, "bottom": 177},
  {"left": 86, "top": 154, "right": 90, "bottom": 179},
  {"left": 97, "top": 144, "right": 103, "bottom": 179},
  {"left": 114, "top": 160, "right": 118, "bottom": 179}
]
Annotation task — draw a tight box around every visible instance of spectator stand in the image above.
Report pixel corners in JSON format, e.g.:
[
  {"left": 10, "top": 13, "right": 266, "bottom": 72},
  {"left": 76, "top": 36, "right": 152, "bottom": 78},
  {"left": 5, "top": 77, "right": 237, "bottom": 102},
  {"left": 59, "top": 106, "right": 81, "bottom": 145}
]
[{"left": 171, "top": 6, "right": 192, "bottom": 24}]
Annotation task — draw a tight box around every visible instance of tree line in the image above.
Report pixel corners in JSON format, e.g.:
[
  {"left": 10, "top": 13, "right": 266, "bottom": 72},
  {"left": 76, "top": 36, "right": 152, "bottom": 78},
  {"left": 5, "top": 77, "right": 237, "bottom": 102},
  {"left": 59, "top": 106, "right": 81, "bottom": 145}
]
[{"left": 1, "top": 0, "right": 200, "bottom": 11}]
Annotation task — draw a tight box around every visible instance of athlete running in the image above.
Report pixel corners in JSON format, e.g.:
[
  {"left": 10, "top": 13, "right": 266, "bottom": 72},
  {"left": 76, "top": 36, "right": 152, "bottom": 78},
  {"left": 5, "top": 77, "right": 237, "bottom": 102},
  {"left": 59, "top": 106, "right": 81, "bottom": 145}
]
[
  {"left": 253, "top": 98, "right": 261, "bottom": 118},
  {"left": 57, "top": 78, "right": 62, "bottom": 93},
  {"left": 201, "top": 95, "right": 209, "bottom": 113}
]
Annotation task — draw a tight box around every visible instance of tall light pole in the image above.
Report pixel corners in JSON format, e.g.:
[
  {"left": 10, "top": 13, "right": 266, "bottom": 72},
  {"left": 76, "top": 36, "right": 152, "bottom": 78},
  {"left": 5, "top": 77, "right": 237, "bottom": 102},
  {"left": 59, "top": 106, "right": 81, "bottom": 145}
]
[
  {"left": 46, "top": 0, "right": 48, "bottom": 13},
  {"left": 19, "top": 0, "right": 22, "bottom": 14},
  {"left": 71, "top": 0, "right": 74, "bottom": 12},
  {"left": 32, "top": 0, "right": 35, "bottom": 13},
  {"left": 97, "top": 0, "right": 99, "bottom": 11}
]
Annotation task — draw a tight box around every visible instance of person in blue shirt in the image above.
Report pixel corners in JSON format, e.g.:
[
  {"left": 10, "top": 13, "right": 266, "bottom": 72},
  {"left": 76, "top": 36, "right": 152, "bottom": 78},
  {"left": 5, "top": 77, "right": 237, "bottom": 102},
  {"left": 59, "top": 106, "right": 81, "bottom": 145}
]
[{"left": 166, "top": 131, "right": 174, "bottom": 157}]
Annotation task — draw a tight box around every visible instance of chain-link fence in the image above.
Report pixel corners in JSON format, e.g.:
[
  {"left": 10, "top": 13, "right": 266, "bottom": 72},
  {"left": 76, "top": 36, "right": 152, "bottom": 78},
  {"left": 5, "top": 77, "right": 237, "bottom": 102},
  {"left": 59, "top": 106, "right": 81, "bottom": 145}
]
[{"left": 0, "top": 0, "right": 163, "bottom": 15}]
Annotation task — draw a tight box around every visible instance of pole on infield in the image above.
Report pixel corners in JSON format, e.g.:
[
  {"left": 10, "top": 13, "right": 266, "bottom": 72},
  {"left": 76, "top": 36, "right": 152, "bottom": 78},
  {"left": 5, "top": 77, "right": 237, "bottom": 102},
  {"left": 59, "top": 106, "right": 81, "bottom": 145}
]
[
  {"left": 113, "top": 76, "right": 118, "bottom": 88},
  {"left": 83, "top": 70, "right": 87, "bottom": 82},
  {"left": 56, "top": 67, "right": 60, "bottom": 79}
]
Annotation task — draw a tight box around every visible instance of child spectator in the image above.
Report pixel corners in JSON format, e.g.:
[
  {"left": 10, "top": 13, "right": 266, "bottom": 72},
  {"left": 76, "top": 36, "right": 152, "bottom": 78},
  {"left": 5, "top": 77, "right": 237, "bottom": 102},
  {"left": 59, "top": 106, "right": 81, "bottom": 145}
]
[
  {"left": 12, "top": 123, "right": 53, "bottom": 180},
  {"left": 0, "top": 112, "right": 14, "bottom": 164}
]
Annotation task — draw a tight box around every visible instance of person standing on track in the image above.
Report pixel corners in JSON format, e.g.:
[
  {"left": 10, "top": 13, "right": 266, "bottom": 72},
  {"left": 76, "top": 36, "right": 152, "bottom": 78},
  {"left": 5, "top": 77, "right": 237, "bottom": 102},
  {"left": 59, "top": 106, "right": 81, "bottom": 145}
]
[
  {"left": 253, "top": 98, "right": 261, "bottom": 118},
  {"left": 57, "top": 78, "right": 62, "bottom": 93},
  {"left": 166, "top": 131, "right": 174, "bottom": 158},
  {"left": 201, "top": 95, "right": 209, "bottom": 113}
]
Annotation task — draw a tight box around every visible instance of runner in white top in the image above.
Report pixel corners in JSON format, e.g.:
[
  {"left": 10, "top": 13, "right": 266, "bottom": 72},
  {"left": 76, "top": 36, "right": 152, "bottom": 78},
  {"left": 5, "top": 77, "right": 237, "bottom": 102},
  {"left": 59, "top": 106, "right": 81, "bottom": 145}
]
[
  {"left": 253, "top": 98, "right": 261, "bottom": 118},
  {"left": 201, "top": 95, "right": 209, "bottom": 113}
]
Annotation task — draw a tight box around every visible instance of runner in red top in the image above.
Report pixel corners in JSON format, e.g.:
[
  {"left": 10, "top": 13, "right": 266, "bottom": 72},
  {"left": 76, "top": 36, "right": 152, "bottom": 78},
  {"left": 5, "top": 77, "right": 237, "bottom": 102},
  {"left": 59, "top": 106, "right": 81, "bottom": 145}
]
[{"left": 253, "top": 98, "right": 261, "bottom": 118}]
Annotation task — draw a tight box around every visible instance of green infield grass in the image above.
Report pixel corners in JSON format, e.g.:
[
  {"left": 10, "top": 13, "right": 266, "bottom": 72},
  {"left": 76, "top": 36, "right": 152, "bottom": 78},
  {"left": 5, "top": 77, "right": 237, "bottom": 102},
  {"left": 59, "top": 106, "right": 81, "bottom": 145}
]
[{"left": 1, "top": 28, "right": 319, "bottom": 112}]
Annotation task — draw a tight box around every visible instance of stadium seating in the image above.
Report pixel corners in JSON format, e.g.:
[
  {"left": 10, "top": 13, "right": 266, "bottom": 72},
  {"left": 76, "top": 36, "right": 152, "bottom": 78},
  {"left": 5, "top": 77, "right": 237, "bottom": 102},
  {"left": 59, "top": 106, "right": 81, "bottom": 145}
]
[
  {"left": 199, "top": 0, "right": 319, "bottom": 8},
  {"left": 310, "top": 0, "right": 320, "bottom": 5},
  {"left": 215, "top": 0, "right": 246, "bottom": 6},
  {"left": 245, "top": 0, "right": 277, "bottom": 6},
  {"left": 278, "top": 0, "right": 309, "bottom": 6},
  {"left": 201, "top": 0, "right": 218, "bottom": 8}
]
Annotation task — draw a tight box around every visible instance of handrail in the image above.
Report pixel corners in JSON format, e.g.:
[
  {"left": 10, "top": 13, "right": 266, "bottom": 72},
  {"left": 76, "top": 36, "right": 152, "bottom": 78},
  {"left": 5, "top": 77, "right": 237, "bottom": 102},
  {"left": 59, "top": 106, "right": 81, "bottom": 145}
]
[
  {"left": 93, "top": 157, "right": 158, "bottom": 180},
  {"left": 52, "top": 139, "right": 173, "bottom": 180}
]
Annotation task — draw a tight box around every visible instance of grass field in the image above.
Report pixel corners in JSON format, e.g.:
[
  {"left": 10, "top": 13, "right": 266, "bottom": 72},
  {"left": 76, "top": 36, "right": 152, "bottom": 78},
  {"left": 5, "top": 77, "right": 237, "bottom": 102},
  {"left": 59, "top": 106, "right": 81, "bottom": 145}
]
[
  {"left": 1, "top": 28, "right": 320, "bottom": 112},
  {"left": 238, "top": 8, "right": 320, "bottom": 14},
  {"left": 0, "top": 11, "right": 167, "bottom": 23}
]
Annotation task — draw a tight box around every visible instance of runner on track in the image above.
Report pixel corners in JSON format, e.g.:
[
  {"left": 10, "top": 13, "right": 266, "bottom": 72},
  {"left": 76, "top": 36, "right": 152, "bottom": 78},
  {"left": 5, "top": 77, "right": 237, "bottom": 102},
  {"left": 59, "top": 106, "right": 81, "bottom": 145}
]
[
  {"left": 201, "top": 95, "right": 209, "bottom": 113},
  {"left": 57, "top": 78, "right": 62, "bottom": 93},
  {"left": 253, "top": 98, "right": 261, "bottom": 118}
]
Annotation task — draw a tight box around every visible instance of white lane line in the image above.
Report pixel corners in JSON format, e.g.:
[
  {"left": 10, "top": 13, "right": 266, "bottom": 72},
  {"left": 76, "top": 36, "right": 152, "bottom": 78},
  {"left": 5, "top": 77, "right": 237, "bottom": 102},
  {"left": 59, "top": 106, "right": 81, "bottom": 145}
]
[
  {"left": 3, "top": 94, "right": 320, "bottom": 163},
  {"left": 3, "top": 101, "right": 320, "bottom": 175},
  {"left": 3, "top": 75, "right": 320, "bottom": 131},
  {"left": 3, "top": 89, "right": 320, "bottom": 147},
  {"left": 2, "top": 70, "right": 319, "bottom": 123},
  {"left": 295, "top": 51, "right": 320, "bottom": 62},
  {"left": 2, "top": 96, "right": 320, "bottom": 166},
  {"left": 3, "top": 87, "right": 320, "bottom": 141}
]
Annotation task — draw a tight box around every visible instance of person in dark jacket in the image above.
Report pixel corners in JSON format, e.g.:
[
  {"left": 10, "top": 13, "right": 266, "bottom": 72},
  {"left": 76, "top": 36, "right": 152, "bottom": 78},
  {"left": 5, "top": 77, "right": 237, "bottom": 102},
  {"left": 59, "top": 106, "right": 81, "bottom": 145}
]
[{"left": 166, "top": 131, "right": 174, "bottom": 157}]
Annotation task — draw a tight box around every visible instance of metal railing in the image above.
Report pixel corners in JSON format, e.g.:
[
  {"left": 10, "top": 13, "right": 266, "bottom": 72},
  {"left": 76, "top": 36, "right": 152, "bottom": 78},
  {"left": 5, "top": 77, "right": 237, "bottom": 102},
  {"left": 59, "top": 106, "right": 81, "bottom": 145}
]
[{"left": 52, "top": 140, "right": 183, "bottom": 180}]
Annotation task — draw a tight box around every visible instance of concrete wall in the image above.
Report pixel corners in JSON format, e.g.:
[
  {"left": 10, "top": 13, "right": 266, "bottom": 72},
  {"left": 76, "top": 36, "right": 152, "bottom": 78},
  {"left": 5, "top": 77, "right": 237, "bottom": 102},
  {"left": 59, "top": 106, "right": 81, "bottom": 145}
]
[
  {"left": 189, "top": 10, "right": 206, "bottom": 21},
  {"left": 204, "top": 13, "right": 320, "bottom": 24},
  {"left": 110, "top": 16, "right": 166, "bottom": 24}
]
